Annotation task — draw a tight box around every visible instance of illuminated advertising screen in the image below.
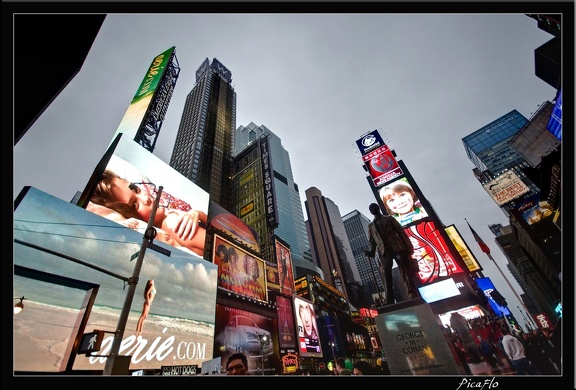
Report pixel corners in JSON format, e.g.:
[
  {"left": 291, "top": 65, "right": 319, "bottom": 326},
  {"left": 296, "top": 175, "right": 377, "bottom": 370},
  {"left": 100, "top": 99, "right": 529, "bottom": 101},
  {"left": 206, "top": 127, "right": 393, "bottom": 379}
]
[
  {"left": 213, "top": 304, "right": 280, "bottom": 375},
  {"left": 363, "top": 144, "right": 403, "bottom": 187},
  {"left": 293, "top": 296, "right": 323, "bottom": 358},
  {"left": 417, "top": 278, "right": 461, "bottom": 303},
  {"left": 355, "top": 129, "right": 386, "bottom": 156},
  {"left": 275, "top": 238, "right": 295, "bottom": 296},
  {"left": 512, "top": 194, "right": 555, "bottom": 225},
  {"left": 212, "top": 235, "right": 267, "bottom": 301},
  {"left": 404, "top": 220, "right": 465, "bottom": 284},
  {"left": 14, "top": 186, "right": 218, "bottom": 373},
  {"left": 546, "top": 89, "right": 562, "bottom": 140},
  {"left": 482, "top": 171, "right": 530, "bottom": 206},
  {"left": 475, "top": 277, "right": 511, "bottom": 316},
  {"left": 276, "top": 295, "right": 297, "bottom": 350},
  {"left": 378, "top": 177, "right": 429, "bottom": 227},
  {"left": 82, "top": 133, "right": 210, "bottom": 258},
  {"left": 445, "top": 225, "right": 481, "bottom": 272},
  {"left": 209, "top": 201, "right": 260, "bottom": 253}
]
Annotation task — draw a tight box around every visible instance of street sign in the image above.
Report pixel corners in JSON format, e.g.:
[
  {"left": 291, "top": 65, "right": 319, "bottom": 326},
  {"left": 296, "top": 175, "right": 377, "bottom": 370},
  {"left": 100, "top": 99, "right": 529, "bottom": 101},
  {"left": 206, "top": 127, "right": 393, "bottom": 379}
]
[
  {"left": 148, "top": 242, "right": 171, "bottom": 257},
  {"left": 130, "top": 251, "right": 140, "bottom": 261},
  {"left": 77, "top": 331, "right": 104, "bottom": 354}
]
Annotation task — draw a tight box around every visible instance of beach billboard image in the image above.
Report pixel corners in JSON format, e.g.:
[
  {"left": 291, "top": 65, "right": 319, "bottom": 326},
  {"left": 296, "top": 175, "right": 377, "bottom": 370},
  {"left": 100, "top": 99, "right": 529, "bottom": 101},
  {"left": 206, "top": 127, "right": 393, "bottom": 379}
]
[{"left": 14, "top": 186, "right": 218, "bottom": 373}]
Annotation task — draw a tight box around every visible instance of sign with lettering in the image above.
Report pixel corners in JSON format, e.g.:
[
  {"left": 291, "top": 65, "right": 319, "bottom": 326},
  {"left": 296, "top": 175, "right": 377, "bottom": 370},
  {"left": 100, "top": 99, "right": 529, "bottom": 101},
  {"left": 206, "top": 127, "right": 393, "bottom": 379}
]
[
  {"left": 161, "top": 364, "right": 198, "bottom": 376},
  {"left": 375, "top": 301, "right": 463, "bottom": 375}
]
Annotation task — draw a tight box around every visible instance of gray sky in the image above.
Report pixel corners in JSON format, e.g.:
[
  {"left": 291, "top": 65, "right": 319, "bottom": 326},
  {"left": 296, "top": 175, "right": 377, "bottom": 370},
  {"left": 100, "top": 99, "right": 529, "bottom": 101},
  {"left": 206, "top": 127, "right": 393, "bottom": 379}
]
[{"left": 14, "top": 13, "right": 559, "bottom": 328}]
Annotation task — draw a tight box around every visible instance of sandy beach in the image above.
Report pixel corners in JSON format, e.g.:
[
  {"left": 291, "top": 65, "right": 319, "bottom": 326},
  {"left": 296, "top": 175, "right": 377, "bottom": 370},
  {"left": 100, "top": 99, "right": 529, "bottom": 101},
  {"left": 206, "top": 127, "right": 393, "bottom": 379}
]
[{"left": 14, "top": 301, "right": 215, "bottom": 373}]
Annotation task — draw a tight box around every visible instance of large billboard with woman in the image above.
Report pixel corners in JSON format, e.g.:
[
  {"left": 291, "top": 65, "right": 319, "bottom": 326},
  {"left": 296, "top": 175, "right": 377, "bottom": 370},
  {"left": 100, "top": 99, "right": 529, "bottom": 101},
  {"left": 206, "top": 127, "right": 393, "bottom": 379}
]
[{"left": 293, "top": 296, "right": 322, "bottom": 358}]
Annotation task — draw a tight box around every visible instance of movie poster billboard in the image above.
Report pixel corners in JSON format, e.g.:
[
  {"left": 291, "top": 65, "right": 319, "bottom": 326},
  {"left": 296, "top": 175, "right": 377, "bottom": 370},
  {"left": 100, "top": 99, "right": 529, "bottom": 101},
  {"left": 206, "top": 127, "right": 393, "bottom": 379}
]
[
  {"left": 213, "top": 305, "right": 280, "bottom": 375},
  {"left": 275, "top": 238, "right": 295, "bottom": 297},
  {"left": 209, "top": 201, "right": 260, "bottom": 253},
  {"left": 482, "top": 171, "right": 530, "bottom": 206},
  {"left": 378, "top": 177, "right": 429, "bottom": 227},
  {"left": 363, "top": 144, "right": 403, "bottom": 187},
  {"left": 276, "top": 295, "right": 297, "bottom": 351},
  {"left": 80, "top": 133, "right": 210, "bottom": 258},
  {"left": 404, "top": 220, "right": 465, "bottom": 285},
  {"left": 212, "top": 235, "right": 267, "bottom": 301},
  {"left": 14, "top": 187, "right": 218, "bottom": 373},
  {"left": 293, "top": 296, "right": 322, "bottom": 358}
]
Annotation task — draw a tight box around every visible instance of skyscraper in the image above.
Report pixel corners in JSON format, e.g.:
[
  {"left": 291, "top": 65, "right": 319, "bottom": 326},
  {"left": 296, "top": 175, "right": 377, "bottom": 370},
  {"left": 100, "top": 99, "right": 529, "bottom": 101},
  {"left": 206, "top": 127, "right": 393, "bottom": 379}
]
[
  {"left": 305, "top": 187, "right": 363, "bottom": 308},
  {"left": 462, "top": 109, "right": 539, "bottom": 202},
  {"left": 342, "top": 209, "right": 385, "bottom": 306},
  {"left": 170, "top": 58, "right": 236, "bottom": 210},
  {"left": 235, "top": 122, "right": 311, "bottom": 265}
]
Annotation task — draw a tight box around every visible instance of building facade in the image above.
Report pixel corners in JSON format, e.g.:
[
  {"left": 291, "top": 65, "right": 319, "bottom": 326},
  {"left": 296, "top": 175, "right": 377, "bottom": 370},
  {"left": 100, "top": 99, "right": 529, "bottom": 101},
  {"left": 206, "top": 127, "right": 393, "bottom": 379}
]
[
  {"left": 342, "top": 209, "right": 386, "bottom": 307},
  {"left": 235, "top": 122, "right": 312, "bottom": 266},
  {"left": 169, "top": 57, "right": 236, "bottom": 210}
]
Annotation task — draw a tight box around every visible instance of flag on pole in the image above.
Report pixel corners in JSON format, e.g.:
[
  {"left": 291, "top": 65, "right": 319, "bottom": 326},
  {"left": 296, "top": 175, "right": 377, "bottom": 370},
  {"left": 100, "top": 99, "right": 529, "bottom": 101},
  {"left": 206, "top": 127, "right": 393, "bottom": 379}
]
[{"left": 466, "top": 219, "right": 491, "bottom": 254}]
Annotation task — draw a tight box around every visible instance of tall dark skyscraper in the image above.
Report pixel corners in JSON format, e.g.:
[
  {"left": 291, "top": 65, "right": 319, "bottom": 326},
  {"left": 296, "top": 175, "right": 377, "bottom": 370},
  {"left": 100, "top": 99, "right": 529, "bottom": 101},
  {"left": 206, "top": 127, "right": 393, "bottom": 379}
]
[{"left": 170, "top": 58, "right": 236, "bottom": 210}]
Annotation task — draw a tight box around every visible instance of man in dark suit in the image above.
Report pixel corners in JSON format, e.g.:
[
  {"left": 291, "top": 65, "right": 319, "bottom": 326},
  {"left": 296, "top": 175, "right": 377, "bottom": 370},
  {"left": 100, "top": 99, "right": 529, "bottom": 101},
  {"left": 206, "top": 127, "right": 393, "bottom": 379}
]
[{"left": 365, "top": 203, "right": 420, "bottom": 305}]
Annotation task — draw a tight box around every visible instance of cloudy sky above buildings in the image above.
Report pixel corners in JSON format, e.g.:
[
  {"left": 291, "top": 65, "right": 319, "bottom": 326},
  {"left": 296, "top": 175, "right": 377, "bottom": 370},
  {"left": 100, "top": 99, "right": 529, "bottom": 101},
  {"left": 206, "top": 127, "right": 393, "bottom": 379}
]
[{"left": 13, "top": 11, "right": 561, "bottom": 326}]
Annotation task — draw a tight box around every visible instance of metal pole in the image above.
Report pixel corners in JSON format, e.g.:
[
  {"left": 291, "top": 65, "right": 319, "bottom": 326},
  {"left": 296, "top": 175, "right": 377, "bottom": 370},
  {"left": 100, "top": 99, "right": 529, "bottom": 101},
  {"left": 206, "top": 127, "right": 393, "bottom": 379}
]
[
  {"left": 487, "top": 252, "right": 537, "bottom": 331},
  {"left": 103, "top": 186, "right": 163, "bottom": 375}
]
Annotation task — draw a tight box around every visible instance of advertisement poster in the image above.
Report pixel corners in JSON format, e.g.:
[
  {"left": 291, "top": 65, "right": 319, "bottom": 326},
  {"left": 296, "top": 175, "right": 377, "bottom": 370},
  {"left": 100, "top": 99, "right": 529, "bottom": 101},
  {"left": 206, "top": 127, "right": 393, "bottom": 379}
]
[
  {"left": 213, "top": 305, "right": 280, "bottom": 375},
  {"left": 276, "top": 295, "right": 297, "bottom": 350},
  {"left": 363, "top": 144, "right": 403, "bottom": 187},
  {"left": 14, "top": 187, "right": 218, "bottom": 373},
  {"left": 212, "top": 235, "right": 267, "bottom": 301},
  {"left": 275, "top": 239, "right": 295, "bottom": 297},
  {"left": 404, "top": 221, "right": 465, "bottom": 285},
  {"left": 82, "top": 133, "right": 210, "bottom": 258},
  {"left": 378, "top": 177, "right": 428, "bottom": 226},
  {"left": 293, "top": 296, "right": 322, "bottom": 357}
]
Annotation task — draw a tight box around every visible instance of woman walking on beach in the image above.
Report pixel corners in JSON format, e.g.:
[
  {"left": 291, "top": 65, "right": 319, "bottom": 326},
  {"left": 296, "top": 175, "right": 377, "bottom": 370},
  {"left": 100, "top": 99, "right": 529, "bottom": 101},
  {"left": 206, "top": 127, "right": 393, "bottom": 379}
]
[{"left": 136, "top": 280, "right": 156, "bottom": 335}]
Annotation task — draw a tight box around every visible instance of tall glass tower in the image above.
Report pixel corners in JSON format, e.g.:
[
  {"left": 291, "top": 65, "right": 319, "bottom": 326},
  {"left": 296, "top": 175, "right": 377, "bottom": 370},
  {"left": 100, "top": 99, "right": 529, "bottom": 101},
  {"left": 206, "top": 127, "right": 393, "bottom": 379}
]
[
  {"left": 462, "top": 109, "right": 540, "bottom": 209},
  {"left": 342, "top": 209, "right": 385, "bottom": 306},
  {"left": 236, "top": 122, "right": 311, "bottom": 264},
  {"left": 170, "top": 58, "right": 236, "bottom": 210}
]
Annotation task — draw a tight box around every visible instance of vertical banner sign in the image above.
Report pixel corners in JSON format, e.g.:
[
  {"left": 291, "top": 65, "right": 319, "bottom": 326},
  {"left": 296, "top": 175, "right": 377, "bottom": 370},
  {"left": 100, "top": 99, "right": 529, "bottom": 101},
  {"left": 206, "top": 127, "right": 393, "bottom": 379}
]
[{"left": 260, "top": 136, "right": 279, "bottom": 229}]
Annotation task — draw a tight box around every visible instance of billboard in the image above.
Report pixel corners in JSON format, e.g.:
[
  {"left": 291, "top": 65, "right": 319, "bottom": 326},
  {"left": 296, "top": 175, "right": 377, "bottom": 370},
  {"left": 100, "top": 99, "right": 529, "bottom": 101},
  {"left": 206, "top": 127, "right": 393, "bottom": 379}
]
[
  {"left": 293, "top": 296, "right": 322, "bottom": 358},
  {"left": 14, "top": 187, "right": 218, "bottom": 372},
  {"left": 445, "top": 225, "right": 481, "bottom": 272},
  {"left": 260, "top": 135, "right": 279, "bottom": 229},
  {"left": 355, "top": 129, "right": 387, "bottom": 156},
  {"left": 213, "top": 304, "right": 280, "bottom": 375},
  {"left": 212, "top": 235, "right": 267, "bottom": 301},
  {"left": 81, "top": 133, "right": 210, "bottom": 258},
  {"left": 379, "top": 177, "right": 429, "bottom": 226},
  {"left": 209, "top": 201, "right": 260, "bottom": 253},
  {"left": 512, "top": 194, "right": 555, "bottom": 225},
  {"left": 404, "top": 220, "right": 465, "bottom": 284},
  {"left": 482, "top": 171, "right": 530, "bottom": 206},
  {"left": 546, "top": 88, "right": 562, "bottom": 140},
  {"left": 275, "top": 238, "right": 295, "bottom": 296},
  {"left": 417, "top": 278, "right": 461, "bottom": 303},
  {"left": 276, "top": 295, "right": 297, "bottom": 351},
  {"left": 475, "top": 277, "right": 511, "bottom": 316},
  {"left": 363, "top": 144, "right": 403, "bottom": 187},
  {"left": 112, "top": 47, "right": 176, "bottom": 145}
]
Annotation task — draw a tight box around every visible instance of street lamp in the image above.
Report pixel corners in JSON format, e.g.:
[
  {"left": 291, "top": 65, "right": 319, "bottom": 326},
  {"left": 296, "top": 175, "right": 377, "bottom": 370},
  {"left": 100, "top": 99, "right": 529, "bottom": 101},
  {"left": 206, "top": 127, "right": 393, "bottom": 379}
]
[
  {"left": 258, "top": 334, "right": 268, "bottom": 375},
  {"left": 102, "top": 185, "right": 163, "bottom": 375}
]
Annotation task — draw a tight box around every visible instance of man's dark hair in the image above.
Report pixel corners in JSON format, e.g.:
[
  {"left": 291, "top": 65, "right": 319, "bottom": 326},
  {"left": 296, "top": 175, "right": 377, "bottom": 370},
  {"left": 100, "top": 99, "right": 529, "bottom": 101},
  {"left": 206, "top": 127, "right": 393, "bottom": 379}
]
[
  {"left": 336, "top": 357, "right": 346, "bottom": 368},
  {"left": 226, "top": 352, "right": 248, "bottom": 370}
]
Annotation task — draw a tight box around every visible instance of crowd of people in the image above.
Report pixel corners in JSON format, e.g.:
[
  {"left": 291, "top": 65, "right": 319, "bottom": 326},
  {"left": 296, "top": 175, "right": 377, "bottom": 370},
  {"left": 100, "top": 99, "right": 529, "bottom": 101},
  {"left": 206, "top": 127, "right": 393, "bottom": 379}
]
[{"left": 445, "top": 312, "right": 560, "bottom": 376}]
